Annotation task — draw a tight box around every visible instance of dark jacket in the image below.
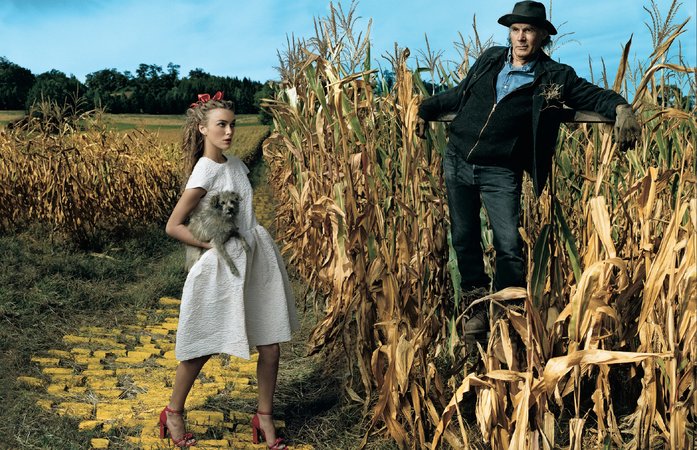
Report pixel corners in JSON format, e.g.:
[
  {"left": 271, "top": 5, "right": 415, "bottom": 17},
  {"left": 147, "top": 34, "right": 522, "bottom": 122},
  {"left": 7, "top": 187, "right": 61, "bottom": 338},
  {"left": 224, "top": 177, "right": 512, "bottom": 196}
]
[{"left": 418, "top": 46, "right": 628, "bottom": 195}]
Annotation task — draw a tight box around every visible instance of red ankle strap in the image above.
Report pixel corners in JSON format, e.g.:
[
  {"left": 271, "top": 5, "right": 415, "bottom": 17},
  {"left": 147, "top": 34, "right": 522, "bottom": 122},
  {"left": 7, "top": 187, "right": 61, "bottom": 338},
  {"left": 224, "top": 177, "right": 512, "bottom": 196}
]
[
  {"left": 256, "top": 410, "right": 272, "bottom": 416},
  {"left": 165, "top": 406, "right": 185, "bottom": 415}
]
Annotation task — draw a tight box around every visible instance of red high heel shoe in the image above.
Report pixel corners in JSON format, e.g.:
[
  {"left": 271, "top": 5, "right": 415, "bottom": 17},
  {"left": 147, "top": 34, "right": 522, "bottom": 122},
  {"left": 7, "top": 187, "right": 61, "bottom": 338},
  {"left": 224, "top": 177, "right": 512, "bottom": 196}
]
[
  {"left": 159, "top": 406, "right": 196, "bottom": 447},
  {"left": 251, "top": 411, "right": 287, "bottom": 449}
]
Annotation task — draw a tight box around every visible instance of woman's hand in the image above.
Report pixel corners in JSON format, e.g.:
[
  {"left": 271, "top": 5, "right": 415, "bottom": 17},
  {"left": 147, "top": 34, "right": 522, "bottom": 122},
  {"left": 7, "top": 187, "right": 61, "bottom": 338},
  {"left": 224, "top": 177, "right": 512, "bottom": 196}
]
[{"left": 165, "top": 188, "right": 212, "bottom": 249}]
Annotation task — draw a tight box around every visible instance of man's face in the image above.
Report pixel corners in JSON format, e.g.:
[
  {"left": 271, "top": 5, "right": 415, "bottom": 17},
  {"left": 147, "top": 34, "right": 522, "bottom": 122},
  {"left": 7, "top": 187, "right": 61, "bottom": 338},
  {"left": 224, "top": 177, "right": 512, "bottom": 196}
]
[{"left": 509, "top": 23, "right": 548, "bottom": 65}]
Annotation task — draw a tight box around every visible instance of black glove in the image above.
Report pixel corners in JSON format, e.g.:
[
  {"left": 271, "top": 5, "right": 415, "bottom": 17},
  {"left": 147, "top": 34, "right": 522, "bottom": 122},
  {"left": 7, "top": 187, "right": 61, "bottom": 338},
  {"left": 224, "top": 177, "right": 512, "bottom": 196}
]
[
  {"left": 614, "top": 104, "right": 641, "bottom": 151},
  {"left": 415, "top": 117, "right": 428, "bottom": 139}
]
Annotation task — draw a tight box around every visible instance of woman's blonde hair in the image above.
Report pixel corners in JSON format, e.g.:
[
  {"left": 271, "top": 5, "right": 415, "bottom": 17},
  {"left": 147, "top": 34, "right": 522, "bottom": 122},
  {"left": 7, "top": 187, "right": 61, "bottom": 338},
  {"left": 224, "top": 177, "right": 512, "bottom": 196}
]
[{"left": 181, "top": 98, "right": 235, "bottom": 177}]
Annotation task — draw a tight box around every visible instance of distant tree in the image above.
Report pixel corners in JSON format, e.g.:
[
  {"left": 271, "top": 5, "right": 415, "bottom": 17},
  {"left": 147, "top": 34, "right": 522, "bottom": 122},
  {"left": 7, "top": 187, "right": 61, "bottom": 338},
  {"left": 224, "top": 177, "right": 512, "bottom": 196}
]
[
  {"left": 0, "top": 57, "right": 35, "bottom": 110},
  {"left": 25, "top": 70, "right": 88, "bottom": 110},
  {"left": 133, "top": 64, "right": 168, "bottom": 113},
  {"left": 254, "top": 82, "right": 275, "bottom": 125},
  {"left": 188, "top": 68, "right": 210, "bottom": 79},
  {"left": 12, "top": 58, "right": 268, "bottom": 115},
  {"left": 85, "top": 68, "right": 131, "bottom": 112}
]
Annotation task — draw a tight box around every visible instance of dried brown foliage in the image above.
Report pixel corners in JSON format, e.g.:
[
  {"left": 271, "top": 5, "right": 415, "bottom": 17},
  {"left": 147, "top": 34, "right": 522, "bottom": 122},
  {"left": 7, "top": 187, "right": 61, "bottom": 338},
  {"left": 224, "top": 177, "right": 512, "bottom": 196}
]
[
  {"left": 0, "top": 100, "right": 181, "bottom": 246},
  {"left": 264, "top": 1, "right": 695, "bottom": 448}
]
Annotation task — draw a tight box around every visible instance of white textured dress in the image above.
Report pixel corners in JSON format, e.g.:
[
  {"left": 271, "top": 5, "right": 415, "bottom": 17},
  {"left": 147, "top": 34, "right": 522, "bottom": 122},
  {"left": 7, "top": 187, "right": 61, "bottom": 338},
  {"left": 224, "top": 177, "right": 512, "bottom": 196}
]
[{"left": 175, "top": 156, "right": 299, "bottom": 361}]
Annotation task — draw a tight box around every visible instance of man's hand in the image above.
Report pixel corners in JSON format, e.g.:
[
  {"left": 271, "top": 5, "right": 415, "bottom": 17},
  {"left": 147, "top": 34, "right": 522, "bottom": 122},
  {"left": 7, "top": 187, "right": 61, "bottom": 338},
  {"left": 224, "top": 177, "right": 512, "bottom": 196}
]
[
  {"left": 614, "top": 104, "right": 641, "bottom": 151},
  {"left": 415, "top": 116, "right": 428, "bottom": 139}
]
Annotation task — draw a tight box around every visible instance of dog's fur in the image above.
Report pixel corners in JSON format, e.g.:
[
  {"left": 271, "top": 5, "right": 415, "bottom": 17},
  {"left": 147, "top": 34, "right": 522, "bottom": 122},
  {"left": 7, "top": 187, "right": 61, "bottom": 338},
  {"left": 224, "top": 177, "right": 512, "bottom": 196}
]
[{"left": 186, "top": 191, "right": 248, "bottom": 276}]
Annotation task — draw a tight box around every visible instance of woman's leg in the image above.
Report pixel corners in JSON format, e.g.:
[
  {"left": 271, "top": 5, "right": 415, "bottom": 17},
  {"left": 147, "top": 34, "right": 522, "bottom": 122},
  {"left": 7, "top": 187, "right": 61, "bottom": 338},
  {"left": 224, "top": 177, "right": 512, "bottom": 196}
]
[
  {"left": 165, "top": 355, "right": 210, "bottom": 441},
  {"left": 255, "top": 343, "right": 282, "bottom": 444}
]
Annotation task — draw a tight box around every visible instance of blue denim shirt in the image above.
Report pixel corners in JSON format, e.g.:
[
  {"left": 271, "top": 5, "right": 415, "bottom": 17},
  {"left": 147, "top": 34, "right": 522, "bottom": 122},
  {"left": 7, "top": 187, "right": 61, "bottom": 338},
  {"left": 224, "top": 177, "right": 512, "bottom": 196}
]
[{"left": 495, "top": 48, "right": 537, "bottom": 103}]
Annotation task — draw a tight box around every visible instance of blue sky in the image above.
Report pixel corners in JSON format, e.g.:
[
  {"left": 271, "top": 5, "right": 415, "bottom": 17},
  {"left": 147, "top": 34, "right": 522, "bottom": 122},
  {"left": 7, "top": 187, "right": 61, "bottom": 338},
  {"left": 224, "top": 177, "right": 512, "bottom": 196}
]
[{"left": 1, "top": 0, "right": 694, "bottom": 95}]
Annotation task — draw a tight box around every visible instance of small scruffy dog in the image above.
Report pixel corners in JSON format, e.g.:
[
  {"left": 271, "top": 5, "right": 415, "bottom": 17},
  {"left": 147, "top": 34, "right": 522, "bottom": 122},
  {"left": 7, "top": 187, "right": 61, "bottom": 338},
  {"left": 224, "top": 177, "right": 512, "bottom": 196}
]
[{"left": 186, "top": 191, "right": 248, "bottom": 276}]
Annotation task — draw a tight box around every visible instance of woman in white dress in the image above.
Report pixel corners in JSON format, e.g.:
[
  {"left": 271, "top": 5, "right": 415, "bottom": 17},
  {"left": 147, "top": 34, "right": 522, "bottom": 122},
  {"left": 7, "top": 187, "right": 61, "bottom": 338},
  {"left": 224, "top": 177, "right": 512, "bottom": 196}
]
[{"left": 160, "top": 92, "right": 298, "bottom": 448}]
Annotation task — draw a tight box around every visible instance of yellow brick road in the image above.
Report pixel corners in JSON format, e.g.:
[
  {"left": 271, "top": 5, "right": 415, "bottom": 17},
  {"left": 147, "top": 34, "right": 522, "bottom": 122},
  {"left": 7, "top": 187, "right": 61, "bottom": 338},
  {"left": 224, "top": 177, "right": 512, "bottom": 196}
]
[{"left": 18, "top": 296, "right": 312, "bottom": 449}]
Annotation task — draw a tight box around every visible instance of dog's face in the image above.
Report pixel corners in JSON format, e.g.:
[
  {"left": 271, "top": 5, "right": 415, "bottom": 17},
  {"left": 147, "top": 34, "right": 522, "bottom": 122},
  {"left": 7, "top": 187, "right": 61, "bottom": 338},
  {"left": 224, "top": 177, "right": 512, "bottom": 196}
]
[{"left": 210, "top": 191, "right": 241, "bottom": 218}]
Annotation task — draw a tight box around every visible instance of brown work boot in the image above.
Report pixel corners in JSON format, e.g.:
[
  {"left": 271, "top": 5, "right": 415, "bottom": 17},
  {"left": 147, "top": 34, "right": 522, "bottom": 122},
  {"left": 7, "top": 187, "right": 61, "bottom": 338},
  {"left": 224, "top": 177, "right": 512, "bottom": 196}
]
[
  {"left": 463, "top": 304, "right": 489, "bottom": 335},
  {"left": 461, "top": 287, "right": 490, "bottom": 336}
]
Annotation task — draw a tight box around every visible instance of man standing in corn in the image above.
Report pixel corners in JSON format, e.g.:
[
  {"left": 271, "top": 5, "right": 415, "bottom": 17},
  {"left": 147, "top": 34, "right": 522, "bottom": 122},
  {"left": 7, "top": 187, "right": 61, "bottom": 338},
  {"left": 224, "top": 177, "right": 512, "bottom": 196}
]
[{"left": 416, "top": 1, "right": 641, "bottom": 336}]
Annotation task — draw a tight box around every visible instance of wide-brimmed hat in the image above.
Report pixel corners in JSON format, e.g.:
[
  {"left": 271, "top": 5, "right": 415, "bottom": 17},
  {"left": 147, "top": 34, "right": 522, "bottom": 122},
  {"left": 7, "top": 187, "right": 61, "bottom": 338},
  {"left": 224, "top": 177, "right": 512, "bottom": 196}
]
[{"left": 498, "top": 1, "right": 557, "bottom": 35}]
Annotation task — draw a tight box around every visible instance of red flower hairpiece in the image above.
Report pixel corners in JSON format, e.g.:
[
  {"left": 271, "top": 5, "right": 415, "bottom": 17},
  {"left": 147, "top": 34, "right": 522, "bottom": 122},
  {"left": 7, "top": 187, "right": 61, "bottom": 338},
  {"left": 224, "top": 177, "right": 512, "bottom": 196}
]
[{"left": 190, "top": 91, "right": 224, "bottom": 108}]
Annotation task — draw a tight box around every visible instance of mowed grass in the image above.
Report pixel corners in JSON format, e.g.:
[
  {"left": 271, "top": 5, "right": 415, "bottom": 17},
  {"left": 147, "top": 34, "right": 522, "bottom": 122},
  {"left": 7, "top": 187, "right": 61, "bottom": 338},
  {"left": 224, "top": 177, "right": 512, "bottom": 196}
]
[
  {"left": 0, "top": 109, "right": 23, "bottom": 124},
  {"left": 1, "top": 111, "right": 268, "bottom": 164},
  {"left": 104, "top": 113, "right": 269, "bottom": 163}
]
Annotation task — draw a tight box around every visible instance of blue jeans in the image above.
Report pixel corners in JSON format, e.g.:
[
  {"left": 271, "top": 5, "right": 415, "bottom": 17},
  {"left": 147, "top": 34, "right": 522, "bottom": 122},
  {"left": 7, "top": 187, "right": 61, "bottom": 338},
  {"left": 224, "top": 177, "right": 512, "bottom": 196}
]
[{"left": 443, "top": 145, "right": 526, "bottom": 292}]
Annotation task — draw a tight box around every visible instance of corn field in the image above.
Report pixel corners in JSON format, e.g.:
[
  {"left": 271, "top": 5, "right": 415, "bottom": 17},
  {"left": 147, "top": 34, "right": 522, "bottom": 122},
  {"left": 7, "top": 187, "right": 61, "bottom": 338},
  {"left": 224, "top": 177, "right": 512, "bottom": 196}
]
[
  {"left": 0, "top": 100, "right": 181, "bottom": 246},
  {"left": 263, "top": 1, "right": 695, "bottom": 448}
]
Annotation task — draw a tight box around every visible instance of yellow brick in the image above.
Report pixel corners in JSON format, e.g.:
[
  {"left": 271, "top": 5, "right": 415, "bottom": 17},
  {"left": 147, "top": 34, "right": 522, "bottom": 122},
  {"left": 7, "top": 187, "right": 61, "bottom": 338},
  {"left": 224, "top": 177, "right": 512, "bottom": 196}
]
[
  {"left": 160, "top": 297, "right": 181, "bottom": 306},
  {"left": 79, "top": 420, "right": 102, "bottom": 431},
  {"left": 156, "top": 359, "right": 179, "bottom": 369},
  {"left": 237, "top": 363, "right": 257, "bottom": 373},
  {"left": 87, "top": 363, "right": 105, "bottom": 370},
  {"left": 95, "top": 402, "right": 132, "bottom": 421},
  {"left": 17, "top": 376, "right": 45, "bottom": 388},
  {"left": 129, "top": 350, "right": 153, "bottom": 360},
  {"left": 187, "top": 410, "right": 225, "bottom": 426},
  {"left": 94, "top": 388, "right": 123, "bottom": 399},
  {"left": 147, "top": 327, "right": 171, "bottom": 336},
  {"left": 139, "top": 424, "right": 161, "bottom": 439},
  {"left": 49, "top": 375, "right": 86, "bottom": 387},
  {"left": 71, "top": 347, "right": 92, "bottom": 355},
  {"left": 46, "top": 349, "right": 72, "bottom": 359},
  {"left": 64, "top": 335, "right": 91, "bottom": 345},
  {"left": 88, "top": 379, "right": 118, "bottom": 389},
  {"left": 36, "top": 399, "right": 53, "bottom": 410},
  {"left": 43, "top": 367, "right": 74, "bottom": 375},
  {"left": 82, "top": 369, "right": 115, "bottom": 377},
  {"left": 196, "top": 440, "right": 229, "bottom": 447},
  {"left": 90, "top": 438, "right": 110, "bottom": 449},
  {"left": 90, "top": 337, "right": 126, "bottom": 348},
  {"left": 47, "top": 384, "right": 68, "bottom": 394},
  {"left": 31, "top": 356, "right": 60, "bottom": 366},
  {"left": 115, "top": 356, "right": 148, "bottom": 364},
  {"left": 139, "top": 335, "right": 153, "bottom": 344},
  {"left": 189, "top": 424, "right": 208, "bottom": 435},
  {"left": 117, "top": 417, "right": 142, "bottom": 428},
  {"left": 74, "top": 355, "right": 95, "bottom": 365},
  {"left": 56, "top": 401, "right": 93, "bottom": 419},
  {"left": 163, "top": 350, "right": 177, "bottom": 360},
  {"left": 160, "top": 322, "right": 179, "bottom": 331},
  {"left": 68, "top": 386, "right": 88, "bottom": 394},
  {"left": 93, "top": 349, "right": 127, "bottom": 359},
  {"left": 133, "top": 346, "right": 161, "bottom": 356},
  {"left": 158, "top": 342, "right": 175, "bottom": 352}
]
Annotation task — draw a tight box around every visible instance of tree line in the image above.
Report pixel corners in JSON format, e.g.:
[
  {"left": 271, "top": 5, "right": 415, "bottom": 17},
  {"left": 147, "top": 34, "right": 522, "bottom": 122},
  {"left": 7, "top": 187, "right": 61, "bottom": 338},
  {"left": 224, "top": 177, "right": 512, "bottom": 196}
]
[{"left": 0, "top": 56, "right": 273, "bottom": 116}]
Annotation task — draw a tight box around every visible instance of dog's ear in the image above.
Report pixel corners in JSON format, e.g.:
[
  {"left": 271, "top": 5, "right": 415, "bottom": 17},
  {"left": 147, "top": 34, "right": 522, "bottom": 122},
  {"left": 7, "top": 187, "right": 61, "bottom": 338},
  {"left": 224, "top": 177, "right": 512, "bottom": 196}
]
[{"left": 209, "top": 193, "right": 221, "bottom": 208}]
